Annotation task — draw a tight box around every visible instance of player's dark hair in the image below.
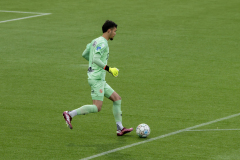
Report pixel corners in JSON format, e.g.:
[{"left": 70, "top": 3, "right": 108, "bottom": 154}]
[{"left": 102, "top": 20, "right": 117, "bottom": 33}]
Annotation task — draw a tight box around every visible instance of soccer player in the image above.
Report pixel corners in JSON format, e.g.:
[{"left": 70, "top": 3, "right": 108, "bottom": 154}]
[{"left": 63, "top": 20, "right": 133, "bottom": 136}]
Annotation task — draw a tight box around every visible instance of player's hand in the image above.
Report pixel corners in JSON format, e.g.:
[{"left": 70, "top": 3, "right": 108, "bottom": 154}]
[{"left": 109, "top": 67, "right": 119, "bottom": 77}]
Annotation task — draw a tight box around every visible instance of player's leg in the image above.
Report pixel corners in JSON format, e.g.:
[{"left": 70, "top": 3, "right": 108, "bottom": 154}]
[
  {"left": 63, "top": 102, "right": 99, "bottom": 129},
  {"left": 104, "top": 83, "right": 133, "bottom": 136},
  {"left": 92, "top": 100, "right": 103, "bottom": 112},
  {"left": 63, "top": 80, "right": 104, "bottom": 129},
  {"left": 108, "top": 91, "right": 123, "bottom": 130}
]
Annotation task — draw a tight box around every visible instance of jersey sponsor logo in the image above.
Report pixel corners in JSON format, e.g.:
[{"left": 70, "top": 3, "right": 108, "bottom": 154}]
[
  {"left": 96, "top": 47, "right": 101, "bottom": 51},
  {"left": 93, "top": 41, "right": 97, "bottom": 47}
]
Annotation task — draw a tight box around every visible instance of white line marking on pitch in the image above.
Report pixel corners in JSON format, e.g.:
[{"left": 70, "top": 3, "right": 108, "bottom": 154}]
[
  {"left": 186, "top": 128, "right": 240, "bottom": 131},
  {"left": 80, "top": 113, "right": 240, "bottom": 160},
  {"left": 0, "top": 10, "right": 51, "bottom": 23}
]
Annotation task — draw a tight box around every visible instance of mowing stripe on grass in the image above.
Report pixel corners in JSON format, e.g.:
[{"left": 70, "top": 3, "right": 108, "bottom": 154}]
[
  {"left": 0, "top": 10, "right": 51, "bottom": 23},
  {"left": 80, "top": 112, "right": 240, "bottom": 160}
]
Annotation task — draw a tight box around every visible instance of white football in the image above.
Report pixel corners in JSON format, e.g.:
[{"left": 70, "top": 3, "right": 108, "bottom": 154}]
[{"left": 136, "top": 123, "right": 150, "bottom": 138}]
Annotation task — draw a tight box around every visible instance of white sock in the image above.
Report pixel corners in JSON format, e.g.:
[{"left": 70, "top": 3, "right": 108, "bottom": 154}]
[
  {"left": 68, "top": 110, "right": 77, "bottom": 118},
  {"left": 116, "top": 121, "right": 123, "bottom": 130}
]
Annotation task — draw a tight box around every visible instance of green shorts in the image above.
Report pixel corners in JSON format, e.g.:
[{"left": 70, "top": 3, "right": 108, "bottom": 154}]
[{"left": 88, "top": 79, "right": 114, "bottom": 101}]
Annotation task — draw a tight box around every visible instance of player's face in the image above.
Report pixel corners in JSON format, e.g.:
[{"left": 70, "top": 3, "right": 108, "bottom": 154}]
[{"left": 109, "top": 27, "right": 117, "bottom": 41}]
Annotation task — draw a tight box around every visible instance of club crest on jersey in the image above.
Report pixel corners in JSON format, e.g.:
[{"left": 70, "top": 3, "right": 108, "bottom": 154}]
[{"left": 96, "top": 47, "right": 101, "bottom": 51}]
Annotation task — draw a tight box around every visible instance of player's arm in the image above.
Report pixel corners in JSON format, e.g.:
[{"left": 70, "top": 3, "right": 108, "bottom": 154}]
[
  {"left": 93, "top": 53, "right": 105, "bottom": 68},
  {"left": 82, "top": 43, "right": 91, "bottom": 61},
  {"left": 93, "top": 53, "right": 119, "bottom": 77}
]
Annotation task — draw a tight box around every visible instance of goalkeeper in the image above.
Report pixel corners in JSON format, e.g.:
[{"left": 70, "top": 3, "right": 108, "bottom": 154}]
[{"left": 63, "top": 20, "right": 133, "bottom": 136}]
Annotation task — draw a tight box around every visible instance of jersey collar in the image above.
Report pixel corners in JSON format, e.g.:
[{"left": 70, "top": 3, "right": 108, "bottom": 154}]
[{"left": 101, "top": 36, "right": 108, "bottom": 43}]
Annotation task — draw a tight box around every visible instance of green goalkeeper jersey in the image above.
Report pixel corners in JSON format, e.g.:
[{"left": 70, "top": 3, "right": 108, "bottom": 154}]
[{"left": 82, "top": 36, "right": 109, "bottom": 80}]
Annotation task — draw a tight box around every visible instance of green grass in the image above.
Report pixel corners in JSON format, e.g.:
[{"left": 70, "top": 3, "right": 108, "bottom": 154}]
[{"left": 0, "top": 0, "right": 240, "bottom": 159}]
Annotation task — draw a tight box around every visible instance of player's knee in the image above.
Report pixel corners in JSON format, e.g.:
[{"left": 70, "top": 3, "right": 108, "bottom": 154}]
[
  {"left": 109, "top": 92, "right": 121, "bottom": 102},
  {"left": 114, "top": 93, "right": 121, "bottom": 101},
  {"left": 117, "top": 95, "right": 122, "bottom": 101},
  {"left": 96, "top": 104, "right": 102, "bottom": 112},
  {"left": 97, "top": 106, "right": 102, "bottom": 112},
  {"left": 93, "top": 100, "right": 103, "bottom": 112}
]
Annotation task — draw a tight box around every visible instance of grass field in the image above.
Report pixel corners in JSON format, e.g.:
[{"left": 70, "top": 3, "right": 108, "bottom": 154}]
[{"left": 0, "top": 0, "right": 240, "bottom": 159}]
